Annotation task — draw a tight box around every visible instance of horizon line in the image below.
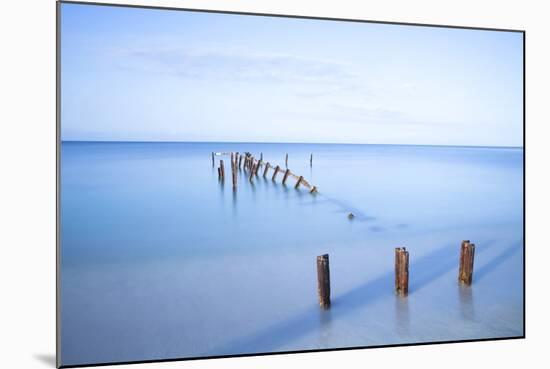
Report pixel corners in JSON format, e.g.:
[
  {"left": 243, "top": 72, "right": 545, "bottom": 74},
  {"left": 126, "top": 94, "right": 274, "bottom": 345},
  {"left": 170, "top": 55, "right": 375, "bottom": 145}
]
[{"left": 60, "top": 140, "right": 523, "bottom": 149}]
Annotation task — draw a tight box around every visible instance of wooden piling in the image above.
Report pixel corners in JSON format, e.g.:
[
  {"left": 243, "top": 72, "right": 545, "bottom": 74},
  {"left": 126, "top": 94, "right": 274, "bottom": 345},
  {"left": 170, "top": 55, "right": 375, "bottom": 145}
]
[
  {"left": 294, "top": 176, "right": 303, "bottom": 189},
  {"left": 317, "top": 254, "right": 331, "bottom": 309},
  {"left": 238, "top": 154, "right": 243, "bottom": 169},
  {"left": 272, "top": 165, "right": 280, "bottom": 181},
  {"left": 217, "top": 167, "right": 221, "bottom": 179},
  {"left": 263, "top": 162, "right": 270, "bottom": 177},
  {"left": 282, "top": 169, "right": 290, "bottom": 184},
  {"left": 260, "top": 152, "right": 263, "bottom": 161},
  {"left": 232, "top": 162, "right": 237, "bottom": 189},
  {"left": 255, "top": 160, "right": 262, "bottom": 175},
  {"left": 310, "top": 186, "right": 317, "bottom": 193},
  {"left": 220, "top": 160, "right": 225, "bottom": 179},
  {"left": 395, "top": 247, "right": 409, "bottom": 296},
  {"left": 458, "top": 240, "right": 475, "bottom": 285},
  {"left": 285, "top": 153, "right": 288, "bottom": 167},
  {"left": 249, "top": 163, "right": 256, "bottom": 182},
  {"left": 310, "top": 153, "right": 313, "bottom": 166},
  {"left": 212, "top": 152, "right": 215, "bottom": 167}
]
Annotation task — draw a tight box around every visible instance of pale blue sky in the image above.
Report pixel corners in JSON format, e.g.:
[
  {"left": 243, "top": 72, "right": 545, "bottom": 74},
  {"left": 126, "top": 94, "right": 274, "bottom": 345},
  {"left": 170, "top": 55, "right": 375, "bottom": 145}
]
[{"left": 61, "top": 3, "right": 523, "bottom": 146}]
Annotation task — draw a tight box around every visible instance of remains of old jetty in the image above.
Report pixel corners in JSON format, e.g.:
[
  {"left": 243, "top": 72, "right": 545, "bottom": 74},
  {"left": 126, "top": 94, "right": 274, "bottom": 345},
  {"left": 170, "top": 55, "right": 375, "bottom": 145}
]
[
  {"left": 212, "top": 151, "right": 318, "bottom": 193},
  {"left": 211, "top": 152, "right": 480, "bottom": 310}
]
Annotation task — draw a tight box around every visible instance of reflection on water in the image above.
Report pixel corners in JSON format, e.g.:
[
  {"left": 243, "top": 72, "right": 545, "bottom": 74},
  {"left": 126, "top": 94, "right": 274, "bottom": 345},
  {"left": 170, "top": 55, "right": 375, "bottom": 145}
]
[
  {"left": 318, "top": 308, "right": 333, "bottom": 348},
  {"left": 60, "top": 142, "right": 523, "bottom": 366},
  {"left": 458, "top": 284, "right": 475, "bottom": 321},
  {"left": 395, "top": 297, "right": 410, "bottom": 336}
]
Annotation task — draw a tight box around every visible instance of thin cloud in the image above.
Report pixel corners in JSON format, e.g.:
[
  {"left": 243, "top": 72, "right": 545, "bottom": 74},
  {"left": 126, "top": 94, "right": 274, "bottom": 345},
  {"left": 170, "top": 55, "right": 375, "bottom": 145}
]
[{"left": 113, "top": 46, "right": 357, "bottom": 85}]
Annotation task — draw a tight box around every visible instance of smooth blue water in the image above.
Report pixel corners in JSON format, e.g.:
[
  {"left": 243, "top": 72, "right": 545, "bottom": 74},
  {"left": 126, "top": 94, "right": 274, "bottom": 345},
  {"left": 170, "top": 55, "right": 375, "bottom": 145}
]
[{"left": 60, "top": 142, "right": 523, "bottom": 366}]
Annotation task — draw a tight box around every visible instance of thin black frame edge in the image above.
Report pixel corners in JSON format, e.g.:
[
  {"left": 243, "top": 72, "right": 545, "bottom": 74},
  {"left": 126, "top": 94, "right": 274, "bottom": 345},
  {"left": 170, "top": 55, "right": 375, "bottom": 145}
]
[
  {"left": 55, "top": 1, "right": 526, "bottom": 368},
  {"left": 56, "top": 0, "right": 62, "bottom": 368},
  {"left": 522, "top": 27, "right": 526, "bottom": 341},
  {"left": 57, "top": 0, "right": 526, "bottom": 34},
  {"left": 58, "top": 336, "right": 525, "bottom": 369}
]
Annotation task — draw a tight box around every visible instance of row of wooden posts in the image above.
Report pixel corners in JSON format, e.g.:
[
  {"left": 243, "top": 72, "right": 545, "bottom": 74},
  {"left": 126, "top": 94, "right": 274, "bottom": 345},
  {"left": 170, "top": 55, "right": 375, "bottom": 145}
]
[
  {"left": 213, "top": 151, "right": 317, "bottom": 193},
  {"left": 316, "top": 240, "right": 476, "bottom": 309}
]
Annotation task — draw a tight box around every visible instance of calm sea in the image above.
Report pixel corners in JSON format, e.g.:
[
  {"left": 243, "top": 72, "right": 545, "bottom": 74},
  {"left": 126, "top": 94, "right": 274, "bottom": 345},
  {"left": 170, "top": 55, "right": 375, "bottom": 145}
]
[{"left": 60, "top": 141, "right": 524, "bottom": 366}]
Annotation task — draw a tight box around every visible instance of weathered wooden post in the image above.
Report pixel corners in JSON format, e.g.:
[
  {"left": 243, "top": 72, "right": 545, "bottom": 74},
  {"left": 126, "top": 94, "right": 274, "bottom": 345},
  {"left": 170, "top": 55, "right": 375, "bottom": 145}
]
[
  {"left": 282, "top": 169, "right": 291, "bottom": 184},
  {"left": 310, "top": 186, "right": 317, "bottom": 193},
  {"left": 272, "top": 165, "right": 280, "bottom": 181},
  {"left": 217, "top": 167, "right": 221, "bottom": 179},
  {"left": 255, "top": 160, "right": 262, "bottom": 175},
  {"left": 317, "top": 254, "right": 331, "bottom": 309},
  {"left": 238, "top": 154, "right": 243, "bottom": 169},
  {"left": 232, "top": 161, "right": 237, "bottom": 189},
  {"left": 249, "top": 156, "right": 254, "bottom": 171},
  {"left": 263, "top": 162, "right": 270, "bottom": 177},
  {"left": 294, "top": 176, "right": 303, "bottom": 189},
  {"left": 395, "top": 247, "right": 409, "bottom": 296},
  {"left": 249, "top": 163, "right": 256, "bottom": 182},
  {"left": 260, "top": 152, "right": 263, "bottom": 161},
  {"left": 285, "top": 153, "right": 288, "bottom": 167},
  {"left": 212, "top": 152, "right": 215, "bottom": 167},
  {"left": 220, "top": 160, "right": 225, "bottom": 179},
  {"left": 458, "top": 240, "right": 475, "bottom": 285},
  {"left": 310, "top": 153, "right": 313, "bottom": 166}
]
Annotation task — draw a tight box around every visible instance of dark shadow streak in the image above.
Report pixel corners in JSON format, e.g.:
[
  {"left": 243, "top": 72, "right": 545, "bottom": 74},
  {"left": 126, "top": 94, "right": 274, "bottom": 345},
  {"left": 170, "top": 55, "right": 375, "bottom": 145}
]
[
  {"left": 205, "top": 241, "right": 496, "bottom": 355},
  {"left": 321, "top": 195, "right": 376, "bottom": 222},
  {"left": 474, "top": 242, "right": 521, "bottom": 283},
  {"left": 409, "top": 239, "right": 496, "bottom": 293}
]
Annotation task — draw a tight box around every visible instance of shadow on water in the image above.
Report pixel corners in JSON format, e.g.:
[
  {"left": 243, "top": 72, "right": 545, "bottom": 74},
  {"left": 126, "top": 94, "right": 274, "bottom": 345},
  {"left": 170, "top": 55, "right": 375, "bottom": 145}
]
[
  {"left": 321, "top": 195, "right": 376, "bottom": 222},
  {"left": 205, "top": 240, "right": 498, "bottom": 355},
  {"left": 408, "top": 239, "right": 502, "bottom": 294},
  {"left": 474, "top": 242, "right": 522, "bottom": 283},
  {"left": 299, "top": 198, "right": 328, "bottom": 207},
  {"left": 220, "top": 172, "right": 382, "bottom": 239}
]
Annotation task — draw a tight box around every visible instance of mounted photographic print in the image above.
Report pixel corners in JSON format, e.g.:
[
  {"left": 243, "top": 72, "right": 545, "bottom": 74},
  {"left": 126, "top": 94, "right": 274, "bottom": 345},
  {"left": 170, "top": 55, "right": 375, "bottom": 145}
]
[{"left": 57, "top": 1, "right": 525, "bottom": 367}]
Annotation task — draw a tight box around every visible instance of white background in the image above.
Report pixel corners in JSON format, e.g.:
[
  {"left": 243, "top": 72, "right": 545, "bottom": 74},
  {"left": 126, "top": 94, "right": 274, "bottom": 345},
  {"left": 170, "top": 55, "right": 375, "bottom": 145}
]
[{"left": 0, "top": 0, "right": 548, "bottom": 368}]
